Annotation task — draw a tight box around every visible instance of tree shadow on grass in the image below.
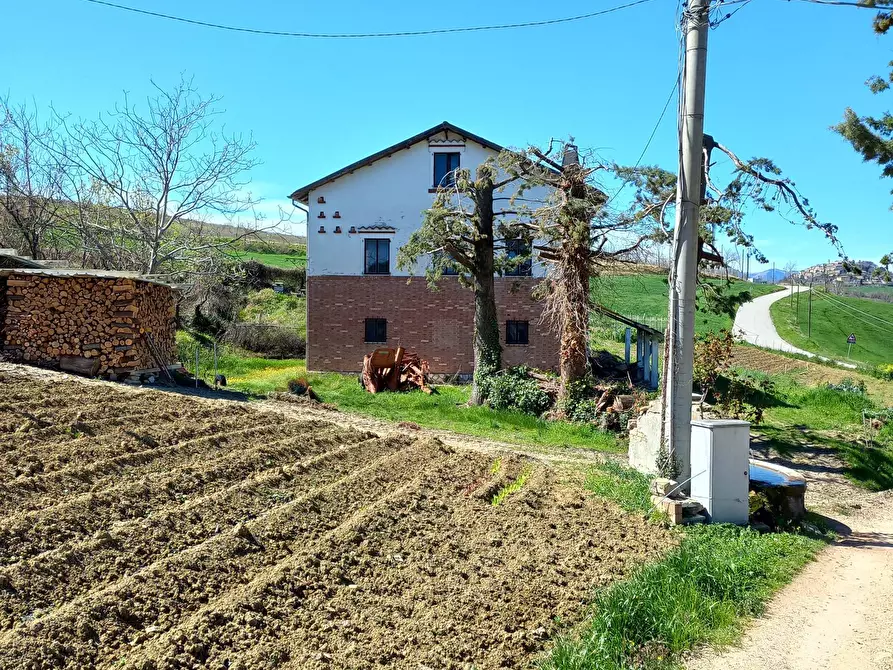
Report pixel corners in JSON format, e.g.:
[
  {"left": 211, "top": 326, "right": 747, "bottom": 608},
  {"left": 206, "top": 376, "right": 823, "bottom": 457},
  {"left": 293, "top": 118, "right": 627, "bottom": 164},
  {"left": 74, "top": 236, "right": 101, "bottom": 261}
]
[{"left": 753, "top": 424, "right": 893, "bottom": 491}]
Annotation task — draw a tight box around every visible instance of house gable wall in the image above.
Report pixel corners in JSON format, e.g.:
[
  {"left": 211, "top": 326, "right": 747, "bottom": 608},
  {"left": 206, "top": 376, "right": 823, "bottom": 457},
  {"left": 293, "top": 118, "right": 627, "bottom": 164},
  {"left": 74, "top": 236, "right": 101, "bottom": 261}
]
[{"left": 306, "top": 132, "right": 548, "bottom": 278}]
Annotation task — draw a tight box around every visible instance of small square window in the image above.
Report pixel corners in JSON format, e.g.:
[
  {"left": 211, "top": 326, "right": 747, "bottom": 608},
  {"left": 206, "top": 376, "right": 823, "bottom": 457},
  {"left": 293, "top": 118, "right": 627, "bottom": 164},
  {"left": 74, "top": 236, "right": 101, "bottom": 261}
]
[
  {"left": 433, "top": 152, "right": 461, "bottom": 188},
  {"left": 365, "top": 318, "right": 387, "bottom": 343},
  {"left": 506, "top": 320, "right": 529, "bottom": 345},
  {"left": 364, "top": 239, "right": 390, "bottom": 275}
]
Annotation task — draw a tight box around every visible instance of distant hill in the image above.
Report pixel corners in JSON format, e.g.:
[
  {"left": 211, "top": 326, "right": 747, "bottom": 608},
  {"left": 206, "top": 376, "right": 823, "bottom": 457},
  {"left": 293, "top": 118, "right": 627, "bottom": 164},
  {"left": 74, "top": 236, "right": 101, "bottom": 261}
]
[{"left": 752, "top": 268, "right": 789, "bottom": 283}]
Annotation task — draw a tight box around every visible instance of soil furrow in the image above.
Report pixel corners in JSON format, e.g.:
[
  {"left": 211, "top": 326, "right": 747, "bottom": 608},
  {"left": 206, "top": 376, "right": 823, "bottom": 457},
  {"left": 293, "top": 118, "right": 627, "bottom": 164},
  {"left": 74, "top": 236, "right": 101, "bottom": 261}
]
[
  {"left": 0, "top": 437, "right": 442, "bottom": 669},
  {"left": 0, "top": 423, "right": 372, "bottom": 565},
  {"left": 0, "top": 434, "right": 399, "bottom": 630},
  {"left": 0, "top": 418, "right": 326, "bottom": 515},
  {"left": 0, "top": 406, "right": 265, "bottom": 476},
  {"left": 133, "top": 455, "right": 662, "bottom": 670}
]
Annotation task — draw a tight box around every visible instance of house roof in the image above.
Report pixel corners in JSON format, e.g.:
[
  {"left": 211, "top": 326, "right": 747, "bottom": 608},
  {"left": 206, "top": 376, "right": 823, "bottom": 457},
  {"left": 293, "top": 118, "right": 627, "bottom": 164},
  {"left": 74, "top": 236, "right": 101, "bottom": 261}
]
[{"left": 288, "top": 121, "right": 505, "bottom": 204}]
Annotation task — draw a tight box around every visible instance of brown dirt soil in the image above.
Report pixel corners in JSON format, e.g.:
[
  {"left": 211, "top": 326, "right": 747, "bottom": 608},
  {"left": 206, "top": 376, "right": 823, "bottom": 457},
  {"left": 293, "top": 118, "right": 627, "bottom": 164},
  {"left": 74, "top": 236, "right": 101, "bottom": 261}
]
[
  {"left": 0, "top": 363, "right": 673, "bottom": 670},
  {"left": 732, "top": 346, "right": 893, "bottom": 405}
]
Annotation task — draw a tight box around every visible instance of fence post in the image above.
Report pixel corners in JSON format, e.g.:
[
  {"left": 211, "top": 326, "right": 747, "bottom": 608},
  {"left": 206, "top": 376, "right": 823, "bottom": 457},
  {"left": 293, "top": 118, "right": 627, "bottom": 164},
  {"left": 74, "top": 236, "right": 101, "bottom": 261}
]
[
  {"left": 625, "top": 328, "right": 631, "bottom": 366},
  {"left": 195, "top": 347, "right": 199, "bottom": 389}
]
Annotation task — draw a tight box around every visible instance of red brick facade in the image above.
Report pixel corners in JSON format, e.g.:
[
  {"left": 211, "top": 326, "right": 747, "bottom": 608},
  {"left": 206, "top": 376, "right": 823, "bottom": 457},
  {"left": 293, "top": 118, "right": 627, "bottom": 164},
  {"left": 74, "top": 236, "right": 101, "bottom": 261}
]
[{"left": 307, "top": 276, "right": 559, "bottom": 373}]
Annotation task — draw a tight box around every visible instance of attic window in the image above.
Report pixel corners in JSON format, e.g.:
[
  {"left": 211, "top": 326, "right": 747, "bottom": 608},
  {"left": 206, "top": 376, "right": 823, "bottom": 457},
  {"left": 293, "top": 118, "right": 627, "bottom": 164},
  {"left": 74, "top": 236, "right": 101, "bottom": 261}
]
[{"left": 433, "top": 152, "right": 460, "bottom": 188}]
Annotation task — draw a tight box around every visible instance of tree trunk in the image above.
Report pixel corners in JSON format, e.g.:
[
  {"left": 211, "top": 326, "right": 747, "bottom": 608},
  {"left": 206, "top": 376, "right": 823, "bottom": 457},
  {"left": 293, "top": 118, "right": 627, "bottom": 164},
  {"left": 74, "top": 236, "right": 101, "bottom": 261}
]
[
  {"left": 558, "top": 247, "right": 590, "bottom": 397},
  {"left": 469, "top": 182, "right": 502, "bottom": 405}
]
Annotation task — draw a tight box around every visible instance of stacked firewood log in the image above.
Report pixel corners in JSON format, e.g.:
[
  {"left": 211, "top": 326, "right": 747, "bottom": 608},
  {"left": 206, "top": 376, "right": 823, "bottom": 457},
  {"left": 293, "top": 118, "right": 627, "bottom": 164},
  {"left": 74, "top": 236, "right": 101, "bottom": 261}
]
[{"left": 1, "top": 272, "right": 176, "bottom": 377}]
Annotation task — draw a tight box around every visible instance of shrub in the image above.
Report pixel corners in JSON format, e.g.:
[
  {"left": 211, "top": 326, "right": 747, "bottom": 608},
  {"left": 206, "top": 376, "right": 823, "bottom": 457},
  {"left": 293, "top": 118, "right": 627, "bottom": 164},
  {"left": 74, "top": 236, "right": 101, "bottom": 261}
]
[
  {"left": 223, "top": 323, "right": 306, "bottom": 358},
  {"left": 485, "top": 367, "right": 552, "bottom": 416},
  {"left": 875, "top": 363, "right": 893, "bottom": 380},
  {"left": 825, "top": 378, "right": 867, "bottom": 395},
  {"left": 239, "top": 260, "right": 306, "bottom": 293}
]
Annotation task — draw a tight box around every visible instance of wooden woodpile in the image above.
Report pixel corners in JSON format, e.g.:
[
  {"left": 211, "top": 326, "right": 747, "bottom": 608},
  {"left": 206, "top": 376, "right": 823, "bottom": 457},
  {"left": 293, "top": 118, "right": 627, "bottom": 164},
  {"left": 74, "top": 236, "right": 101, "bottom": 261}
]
[
  {"left": 361, "top": 347, "right": 432, "bottom": 394},
  {"left": 0, "top": 272, "right": 176, "bottom": 378}
]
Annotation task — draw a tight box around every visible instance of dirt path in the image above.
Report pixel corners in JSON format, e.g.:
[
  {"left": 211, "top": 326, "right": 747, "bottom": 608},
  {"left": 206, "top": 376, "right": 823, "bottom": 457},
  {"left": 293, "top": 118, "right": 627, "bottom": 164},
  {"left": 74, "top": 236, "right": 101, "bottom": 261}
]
[{"left": 687, "top": 492, "right": 893, "bottom": 670}]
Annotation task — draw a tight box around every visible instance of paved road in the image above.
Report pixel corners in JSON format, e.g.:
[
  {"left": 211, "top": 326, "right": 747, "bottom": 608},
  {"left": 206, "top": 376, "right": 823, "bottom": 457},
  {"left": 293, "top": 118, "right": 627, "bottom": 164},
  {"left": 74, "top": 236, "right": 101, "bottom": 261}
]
[{"left": 733, "top": 286, "right": 814, "bottom": 356}]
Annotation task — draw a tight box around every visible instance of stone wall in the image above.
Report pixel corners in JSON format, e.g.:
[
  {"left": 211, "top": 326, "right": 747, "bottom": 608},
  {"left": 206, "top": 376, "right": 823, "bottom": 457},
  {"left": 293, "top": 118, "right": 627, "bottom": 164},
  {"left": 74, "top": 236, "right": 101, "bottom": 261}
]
[
  {"left": 0, "top": 273, "right": 176, "bottom": 377},
  {"left": 307, "top": 275, "right": 559, "bottom": 373}
]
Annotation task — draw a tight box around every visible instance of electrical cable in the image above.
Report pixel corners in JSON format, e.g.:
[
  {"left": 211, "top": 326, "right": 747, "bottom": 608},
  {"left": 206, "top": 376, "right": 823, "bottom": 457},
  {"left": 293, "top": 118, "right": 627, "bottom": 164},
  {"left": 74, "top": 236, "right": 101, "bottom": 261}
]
[
  {"left": 81, "top": 0, "right": 656, "bottom": 39},
  {"left": 814, "top": 289, "right": 893, "bottom": 328}
]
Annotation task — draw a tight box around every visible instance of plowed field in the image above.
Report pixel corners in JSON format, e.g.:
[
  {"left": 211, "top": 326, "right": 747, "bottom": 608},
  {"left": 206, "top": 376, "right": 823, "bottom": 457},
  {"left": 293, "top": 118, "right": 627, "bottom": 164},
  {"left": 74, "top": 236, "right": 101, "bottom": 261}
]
[{"left": 0, "top": 364, "right": 671, "bottom": 670}]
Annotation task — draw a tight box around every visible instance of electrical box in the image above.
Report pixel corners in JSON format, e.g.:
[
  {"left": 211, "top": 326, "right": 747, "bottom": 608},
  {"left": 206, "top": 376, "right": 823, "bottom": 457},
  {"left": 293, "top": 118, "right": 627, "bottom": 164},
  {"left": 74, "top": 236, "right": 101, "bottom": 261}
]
[{"left": 689, "top": 419, "right": 750, "bottom": 524}]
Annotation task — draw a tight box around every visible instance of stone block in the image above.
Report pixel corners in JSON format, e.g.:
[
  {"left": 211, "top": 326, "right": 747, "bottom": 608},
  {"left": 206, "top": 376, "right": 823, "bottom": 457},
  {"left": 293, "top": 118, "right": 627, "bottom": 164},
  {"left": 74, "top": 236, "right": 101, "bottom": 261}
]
[
  {"left": 651, "top": 495, "right": 683, "bottom": 525},
  {"left": 650, "top": 478, "right": 677, "bottom": 497}
]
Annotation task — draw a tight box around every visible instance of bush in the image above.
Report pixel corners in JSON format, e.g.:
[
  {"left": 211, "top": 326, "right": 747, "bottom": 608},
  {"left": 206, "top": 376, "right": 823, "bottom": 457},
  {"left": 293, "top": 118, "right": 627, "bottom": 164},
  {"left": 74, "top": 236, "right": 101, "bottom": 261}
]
[
  {"left": 240, "top": 260, "right": 306, "bottom": 293},
  {"left": 876, "top": 363, "right": 893, "bottom": 380},
  {"left": 223, "top": 323, "right": 306, "bottom": 359},
  {"left": 485, "top": 367, "right": 552, "bottom": 416},
  {"left": 825, "top": 378, "right": 867, "bottom": 395}
]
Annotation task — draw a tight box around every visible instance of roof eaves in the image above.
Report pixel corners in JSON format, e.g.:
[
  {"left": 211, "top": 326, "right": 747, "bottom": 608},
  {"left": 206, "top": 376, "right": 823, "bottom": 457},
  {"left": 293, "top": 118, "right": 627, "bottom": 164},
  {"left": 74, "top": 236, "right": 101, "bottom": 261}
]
[{"left": 287, "top": 121, "right": 505, "bottom": 204}]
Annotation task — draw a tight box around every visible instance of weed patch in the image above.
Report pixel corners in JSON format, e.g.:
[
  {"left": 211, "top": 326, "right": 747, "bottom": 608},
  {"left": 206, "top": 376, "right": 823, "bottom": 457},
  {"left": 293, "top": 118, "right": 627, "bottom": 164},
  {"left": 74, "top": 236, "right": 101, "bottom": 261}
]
[
  {"left": 543, "top": 525, "right": 824, "bottom": 670},
  {"left": 491, "top": 464, "right": 533, "bottom": 506}
]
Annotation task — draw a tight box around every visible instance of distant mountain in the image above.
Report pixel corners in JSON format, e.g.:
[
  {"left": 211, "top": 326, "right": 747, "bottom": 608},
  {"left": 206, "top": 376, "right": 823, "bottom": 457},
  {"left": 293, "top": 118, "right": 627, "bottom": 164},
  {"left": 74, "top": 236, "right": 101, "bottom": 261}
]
[{"left": 751, "top": 268, "right": 789, "bottom": 282}]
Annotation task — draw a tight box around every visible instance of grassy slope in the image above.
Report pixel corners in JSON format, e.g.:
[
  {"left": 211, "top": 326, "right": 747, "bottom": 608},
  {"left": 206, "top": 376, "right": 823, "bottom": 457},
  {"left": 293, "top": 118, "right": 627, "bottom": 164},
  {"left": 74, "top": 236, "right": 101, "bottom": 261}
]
[
  {"left": 771, "top": 289, "right": 893, "bottom": 366},
  {"left": 745, "top": 372, "right": 893, "bottom": 491},
  {"left": 594, "top": 273, "right": 782, "bottom": 334},
  {"left": 238, "top": 289, "right": 306, "bottom": 337},
  {"left": 231, "top": 251, "right": 307, "bottom": 268},
  {"left": 545, "top": 462, "right": 825, "bottom": 670},
  {"left": 176, "top": 335, "right": 621, "bottom": 453}
]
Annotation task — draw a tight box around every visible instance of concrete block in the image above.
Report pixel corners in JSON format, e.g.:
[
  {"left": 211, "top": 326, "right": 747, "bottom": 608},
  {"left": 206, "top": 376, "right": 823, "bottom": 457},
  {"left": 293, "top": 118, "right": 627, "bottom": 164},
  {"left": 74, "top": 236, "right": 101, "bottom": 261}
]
[
  {"left": 651, "top": 495, "right": 683, "bottom": 525},
  {"left": 650, "top": 478, "right": 677, "bottom": 497}
]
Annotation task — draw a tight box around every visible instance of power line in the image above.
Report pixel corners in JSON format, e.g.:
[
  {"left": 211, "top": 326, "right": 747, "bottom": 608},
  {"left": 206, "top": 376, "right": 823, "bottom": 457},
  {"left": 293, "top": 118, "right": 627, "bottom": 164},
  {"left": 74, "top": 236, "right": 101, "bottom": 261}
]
[
  {"left": 605, "top": 73, "right": 680, "bottom": 208},
  {"left": 815, "top": 289, "right": 893, "bottom": 328},
  {"left": 81, "top": 0, "right": 656, "bottom": 39}
]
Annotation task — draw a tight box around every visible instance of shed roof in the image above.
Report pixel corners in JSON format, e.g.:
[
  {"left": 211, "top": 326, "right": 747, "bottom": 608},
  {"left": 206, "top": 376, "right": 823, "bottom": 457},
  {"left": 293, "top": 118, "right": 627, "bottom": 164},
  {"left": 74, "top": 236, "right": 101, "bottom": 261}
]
[
  {"left": 288, "top": 121, "right": 505, "bottom": 204},
  {"left": 593, "top": 303, "right": 665, "bottom": 341}
]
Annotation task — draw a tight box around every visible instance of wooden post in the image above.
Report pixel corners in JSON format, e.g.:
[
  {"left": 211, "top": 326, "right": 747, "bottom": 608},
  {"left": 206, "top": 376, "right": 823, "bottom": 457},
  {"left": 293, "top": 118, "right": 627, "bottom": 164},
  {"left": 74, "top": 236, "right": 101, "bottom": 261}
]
[
  {"left": 625, "top": 327, "right": 632, "bottom": 366},
  {"left": 651, "top": 339, "right": 660, "bottom": 389},
  {"left": 637, "top": 330, "right": 644, "bottom": 381}
]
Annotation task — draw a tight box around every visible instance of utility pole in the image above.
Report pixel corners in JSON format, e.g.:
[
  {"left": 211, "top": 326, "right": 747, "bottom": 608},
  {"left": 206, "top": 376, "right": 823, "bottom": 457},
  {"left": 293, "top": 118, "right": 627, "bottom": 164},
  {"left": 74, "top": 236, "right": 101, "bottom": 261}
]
[
  {"left": 666, "top": 0, "right": 709, "bottom": 493},
  {"left": 807, "top": 279, "right": 813, "bottom": 338},
  {"left": 796, "top": 273, "right": 800, "bottom": 325}
]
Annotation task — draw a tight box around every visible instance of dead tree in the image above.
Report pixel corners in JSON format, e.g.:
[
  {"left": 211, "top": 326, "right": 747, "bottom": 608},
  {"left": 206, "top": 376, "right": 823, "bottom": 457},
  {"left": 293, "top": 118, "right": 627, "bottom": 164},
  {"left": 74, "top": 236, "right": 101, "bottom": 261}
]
[{"left": 500, "top": 141, "right": 648, "bottom": 402}]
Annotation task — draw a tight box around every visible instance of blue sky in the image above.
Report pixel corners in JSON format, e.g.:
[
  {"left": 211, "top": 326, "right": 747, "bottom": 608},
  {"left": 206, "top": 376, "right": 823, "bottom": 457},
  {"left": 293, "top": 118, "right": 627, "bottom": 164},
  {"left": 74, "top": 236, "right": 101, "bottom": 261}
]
[{"left": 3, "top": 0, "right": 891, "bottom": 271}]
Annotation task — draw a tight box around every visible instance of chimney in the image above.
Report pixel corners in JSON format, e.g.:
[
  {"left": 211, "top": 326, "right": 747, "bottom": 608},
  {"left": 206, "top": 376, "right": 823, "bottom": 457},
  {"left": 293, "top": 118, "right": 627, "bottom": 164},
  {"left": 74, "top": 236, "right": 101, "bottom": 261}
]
[{"left": 562, "top": 140, "right": 579, "bottom": 167}]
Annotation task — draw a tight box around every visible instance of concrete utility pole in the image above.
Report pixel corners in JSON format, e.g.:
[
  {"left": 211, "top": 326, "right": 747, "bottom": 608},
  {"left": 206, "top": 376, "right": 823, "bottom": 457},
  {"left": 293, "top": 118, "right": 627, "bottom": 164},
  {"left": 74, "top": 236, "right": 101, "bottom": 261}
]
[{"left": 666, "top": 0, "right": 710, "bottom": 492}]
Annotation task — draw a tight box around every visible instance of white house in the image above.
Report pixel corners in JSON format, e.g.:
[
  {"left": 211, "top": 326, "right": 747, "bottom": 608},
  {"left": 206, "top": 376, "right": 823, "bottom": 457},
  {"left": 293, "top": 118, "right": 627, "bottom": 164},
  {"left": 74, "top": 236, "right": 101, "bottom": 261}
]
[{"left": 288, "top": 121, "right": 558, "bottom": 373}]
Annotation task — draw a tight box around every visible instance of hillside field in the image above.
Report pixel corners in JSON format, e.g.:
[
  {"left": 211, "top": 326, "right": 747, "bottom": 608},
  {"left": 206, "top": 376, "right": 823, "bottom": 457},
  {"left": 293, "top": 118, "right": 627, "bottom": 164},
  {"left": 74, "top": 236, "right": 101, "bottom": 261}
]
[
  {"left": 770, "top": 289, "right": 893, "bottom": 366},
  {"left": 231, "top": 250, "right": 307, "bottom": 268},
  {"left": 593, "top": 273, "right": 782, "bottom": 334}
]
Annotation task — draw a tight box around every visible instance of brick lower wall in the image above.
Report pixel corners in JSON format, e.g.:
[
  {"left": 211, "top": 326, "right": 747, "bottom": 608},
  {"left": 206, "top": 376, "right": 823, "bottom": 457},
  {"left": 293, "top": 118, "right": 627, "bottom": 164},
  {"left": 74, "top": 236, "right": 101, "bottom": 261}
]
[{"left": 307, "top": 275, "right": 559, "bottom": 373}]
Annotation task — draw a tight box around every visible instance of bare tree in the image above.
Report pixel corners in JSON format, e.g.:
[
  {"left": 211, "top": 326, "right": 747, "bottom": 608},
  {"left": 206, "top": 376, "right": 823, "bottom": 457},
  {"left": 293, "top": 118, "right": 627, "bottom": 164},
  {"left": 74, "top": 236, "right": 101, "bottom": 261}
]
[
  {"left": 55, "top": 77, "right": 265, "bottom": 275},
  {"left": 500, "top": 141, "right": 649, "bottom": 401},
  {"left": 0, "top": 98, "right": 71, "bottom": 259}
]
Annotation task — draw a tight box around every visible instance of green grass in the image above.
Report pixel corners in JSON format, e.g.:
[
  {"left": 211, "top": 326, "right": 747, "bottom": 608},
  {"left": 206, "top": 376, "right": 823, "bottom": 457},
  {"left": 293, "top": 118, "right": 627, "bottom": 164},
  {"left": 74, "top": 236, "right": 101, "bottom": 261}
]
[
  {"left": 745, "top": 373, "right": 893, "bottom": 491},
  {"left": 491, "top": 464, "right": 533, "bottom": 505},
  {"left": 230, "top": 251, "right": 307, "bottom": 268},
  {"left": 238, "top": 289, "right": 306, "bottom": 337},
  {"left": 176, "top": 334, "right": 622, "bottom": 453},
  {"left": 839, "top": 284, "right": 893, "bottom": 301},
  {"left": 586, "top": 461, "right": 654, "bottom": 514},
  {"left": 543, "top": 524, "right": 824, "bottom": 670},
  {"left": 593, "top": 273, "right": 782, "bottom": 335},
  {"left": 771, "top": 289, "right": 893, "bottom": 366}
]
